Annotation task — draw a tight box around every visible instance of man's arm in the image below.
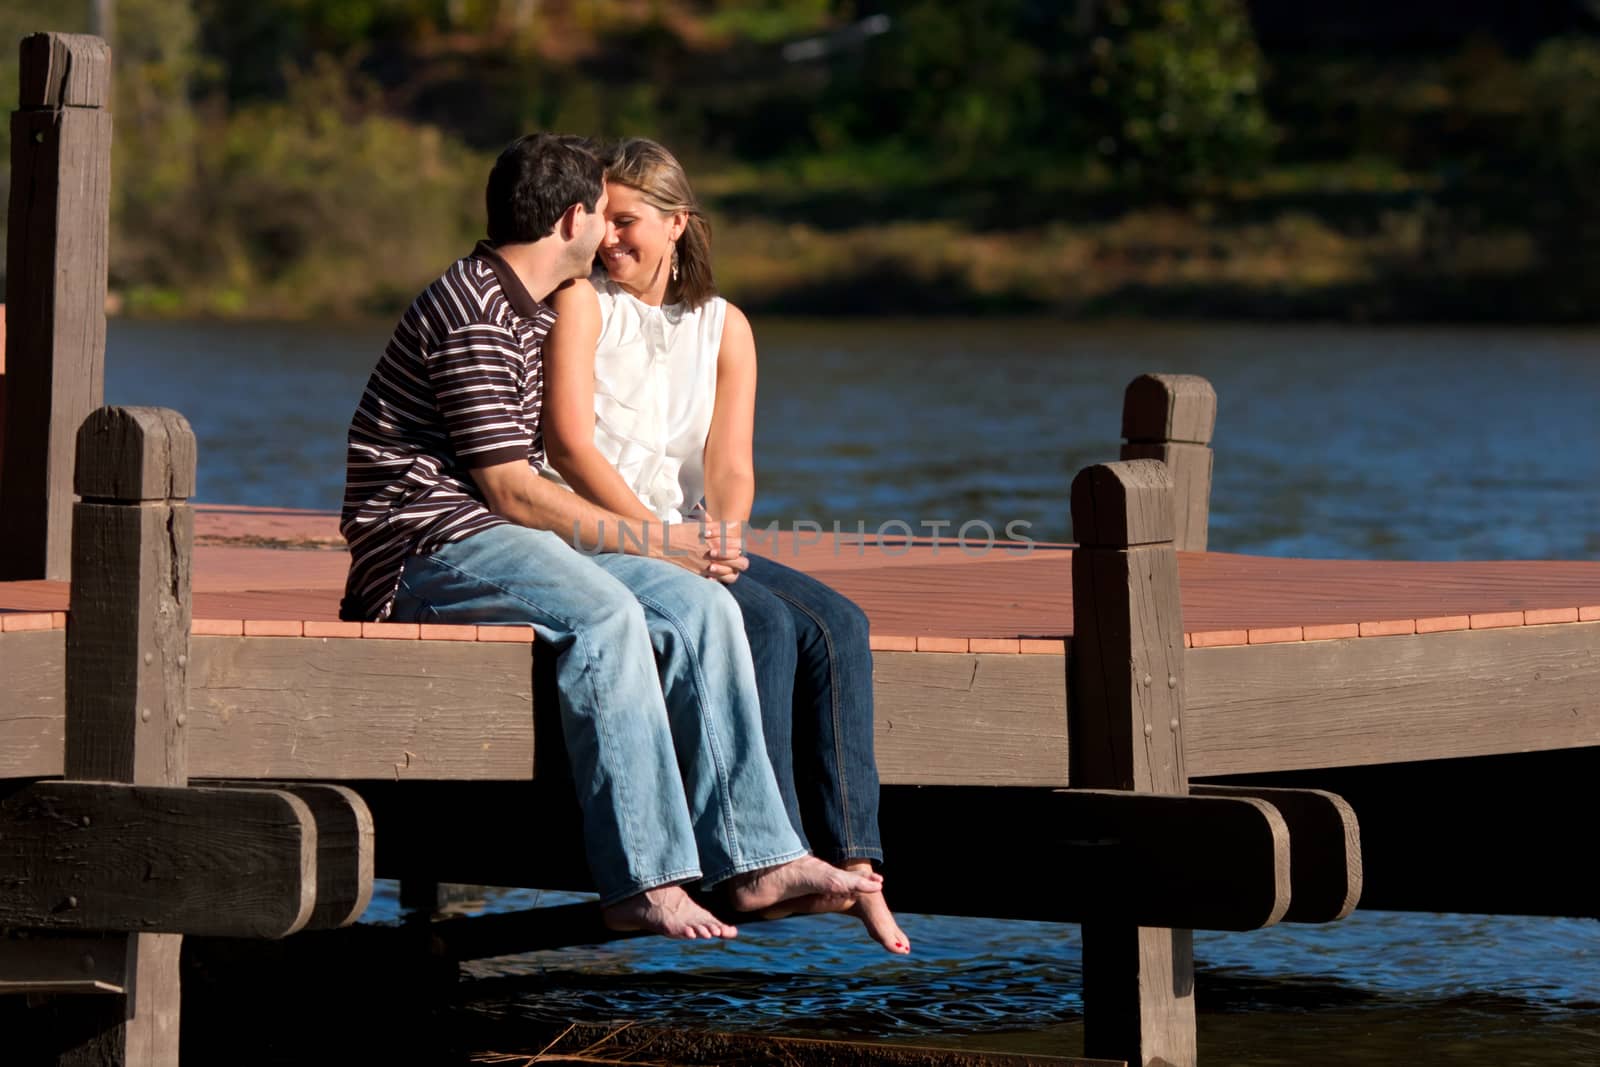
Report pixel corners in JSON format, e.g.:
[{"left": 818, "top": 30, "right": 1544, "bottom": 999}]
[{"left": 470, "top": 459, "right": 733, "bottom": 576}]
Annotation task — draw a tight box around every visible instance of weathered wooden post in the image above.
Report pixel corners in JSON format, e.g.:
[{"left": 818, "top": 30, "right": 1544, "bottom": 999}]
[
  {"left": 1120, "top": 375, "right": 1216, "bottom": 553},
  {"left": 65, "top": 405, "right": 195, "bottom": 1063},
  {"left": 0, "top": 33, "right": 112, "bottom": 580},
  {"left": 1070, "top": 459, "right": 1196, "bottom": 1067},
  {"left": 2, "top": 405, "right": 344, "bottom": 1060}
]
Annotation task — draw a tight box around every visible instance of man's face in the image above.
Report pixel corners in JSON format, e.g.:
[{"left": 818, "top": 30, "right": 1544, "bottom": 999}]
[{"left": 568, "top": 187, "right": 608, "bottom": 278}]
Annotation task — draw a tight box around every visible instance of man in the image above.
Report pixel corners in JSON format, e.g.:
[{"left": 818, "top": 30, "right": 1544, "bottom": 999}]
[{"left": 339, "top": 133, "right": 879, "bottom": 938}]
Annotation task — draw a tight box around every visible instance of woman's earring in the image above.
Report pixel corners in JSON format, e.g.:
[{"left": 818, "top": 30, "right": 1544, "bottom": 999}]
[{"left": 671, "top": 244, "right": 680, "bottom": 283}]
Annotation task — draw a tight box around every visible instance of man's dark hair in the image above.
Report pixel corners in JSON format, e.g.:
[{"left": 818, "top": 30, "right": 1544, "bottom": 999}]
[{"left": 485, "top": 133, "right": 605, "bottom": 244}]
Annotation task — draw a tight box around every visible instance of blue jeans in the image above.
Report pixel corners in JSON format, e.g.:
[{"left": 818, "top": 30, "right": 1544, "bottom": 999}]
[
  {"left": 390, "top": 523, "right": 806, "bottom": 905},
  {"left": 722, "top": 551, "right": 883, "bottom": 865}
]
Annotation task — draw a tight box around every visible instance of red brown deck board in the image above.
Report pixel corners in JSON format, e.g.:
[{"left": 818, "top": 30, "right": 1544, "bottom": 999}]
[{"left": 4, "top": 507, "right": 1600, "bottom": 647}]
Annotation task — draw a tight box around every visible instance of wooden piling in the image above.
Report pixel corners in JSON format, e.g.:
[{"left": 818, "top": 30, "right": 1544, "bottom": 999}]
[
  {"left": 63, "top": 406, "right": 194, "bottom": 1065},
  {"left": 1069, "top": 459, "right": 1197, "bottom": 1067},
  {"left": 1120, "top": 375, "right": 1216, "bottom": 553},
  {"left": 0, "top": 33, "right": 113, "bottom": 582}
]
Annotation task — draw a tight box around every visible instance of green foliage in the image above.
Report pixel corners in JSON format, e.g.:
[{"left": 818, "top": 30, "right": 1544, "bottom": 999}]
[
  {"left": 825, "top": 0, "right": 1061, "bottom": 170},
  {"left": 1521, "top": 37, "right": 1600, "bottom": 190},
  {"left": 118, "top": 57, "right": 486, "bottom": 317},
  {"left": 1086, "top": 0, "right": 1277, "bottom": 186},
  {"left": 701, "top": 0, "right": 834, "bottom": 44},
  {"left": 868, "top": 0, "right": 1047, "bottom": 163},
  {"left": 112, "top": 0, "right": 205, "bottom": 260},
  {"left": 819, "top": 0, "right": 1274, "bottom": 186},
  {"left": 2, "top": 0, "right": 1598, "bottom": 320}
]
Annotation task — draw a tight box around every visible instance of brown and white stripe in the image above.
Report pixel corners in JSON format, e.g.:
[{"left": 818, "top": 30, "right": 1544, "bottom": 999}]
[{"left": 339, "top": 243, "right": 555, "bottom": 621}]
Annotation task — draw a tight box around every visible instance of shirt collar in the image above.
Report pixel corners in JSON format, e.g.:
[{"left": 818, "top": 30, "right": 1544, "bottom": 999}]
[{"left": 472, "top": 240, "right": 551, "bottom": 321}]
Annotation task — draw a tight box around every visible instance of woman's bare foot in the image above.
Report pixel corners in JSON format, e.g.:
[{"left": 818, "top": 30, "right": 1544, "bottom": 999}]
[
  {"left": 841, "top": 860, "right": 910, "bottom": 954},
  {"left": 757, "top": 892, "right": 855, "bottom": 922},
  {"left": 602, "top": 885, "right": 737, "bottom": 939},
  {"left": 753, "top": 862, "right": 909, "bottom": 955},
  {"left": 728, "top": 855, "right": 882, "bottom": 912}
]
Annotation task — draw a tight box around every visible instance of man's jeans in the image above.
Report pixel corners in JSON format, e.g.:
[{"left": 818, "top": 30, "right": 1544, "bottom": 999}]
[
  {"left": 390, "top": 523, "right": 805, "bottom": 905},
  {"left": 723, "top": 551, "right": 884, "bottom": 866}
]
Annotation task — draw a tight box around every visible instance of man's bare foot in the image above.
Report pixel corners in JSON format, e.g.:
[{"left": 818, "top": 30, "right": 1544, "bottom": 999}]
[
  {"left": 728, "top": 855, "right": 882, "bottom": 913},
  {"left": 602, "top": 885, "right": 737, "bottom": 940}
]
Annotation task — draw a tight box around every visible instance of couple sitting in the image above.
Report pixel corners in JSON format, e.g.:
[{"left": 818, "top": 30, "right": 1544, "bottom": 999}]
[{"left": 339, "top": 132, "right": 907, "bottom": 953}]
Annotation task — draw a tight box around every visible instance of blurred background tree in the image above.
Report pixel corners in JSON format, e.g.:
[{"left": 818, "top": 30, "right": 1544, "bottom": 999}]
[
  {"left": 1085, "top": 0, "right": 1276, "bottom": 187},
  {"left": 0, "top": 0, "right": 1596, "bottom": 319}
]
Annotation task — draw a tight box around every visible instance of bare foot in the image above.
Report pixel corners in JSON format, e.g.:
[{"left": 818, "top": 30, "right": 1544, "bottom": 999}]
[
  {"left": 756, "top": 862, "right": 910, "bottom": 955},
  {"left": 845, "top": 894, "right": 910, "bottom": 954},
  {"left": 602, "top": 885, "right": 737, "bottom": 940},
  {"left": 843, "top": 866, "right": 910, "bottom": 955},
  {"left": 728, "top": 855, "right": 882, "bottom": 913},
  {"left": 757, "top": 892, "right": 855, "bottom": 922}
]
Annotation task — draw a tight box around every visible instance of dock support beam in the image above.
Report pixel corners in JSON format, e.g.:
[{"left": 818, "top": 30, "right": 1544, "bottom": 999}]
[
  {"left": 0, "top": 33, "right": 112, "bottom": 581},
  {"left": 1070, "top": 459, "right": 1196, "bottom": 1067},
  {"left": 1120, "top": 374, "right": 1215, "bottom": 553}
]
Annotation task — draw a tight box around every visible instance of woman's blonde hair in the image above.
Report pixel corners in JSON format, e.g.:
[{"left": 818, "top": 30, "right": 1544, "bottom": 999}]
[{"left": 602, "top": 138, "right": 716, "bottom": 309}]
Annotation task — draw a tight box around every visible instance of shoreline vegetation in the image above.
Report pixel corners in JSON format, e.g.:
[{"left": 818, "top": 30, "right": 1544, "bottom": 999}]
[{"left": 3, "top": 1, "right": 1598, "bottom": 324}]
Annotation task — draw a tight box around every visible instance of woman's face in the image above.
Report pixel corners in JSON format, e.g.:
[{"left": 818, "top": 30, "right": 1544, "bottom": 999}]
[{"left": 600, "top": 181, "right": 684, "bottom": 297}]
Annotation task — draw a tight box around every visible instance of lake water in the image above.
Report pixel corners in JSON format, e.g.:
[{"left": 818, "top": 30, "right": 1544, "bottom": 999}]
[{"left": 107, "top": 317, "right": 1600, "bottom": 1064}]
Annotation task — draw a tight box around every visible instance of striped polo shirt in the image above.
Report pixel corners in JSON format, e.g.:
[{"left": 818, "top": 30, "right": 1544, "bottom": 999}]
[{"left": 339, "top": 242, "right": 555, "bottom": 621}]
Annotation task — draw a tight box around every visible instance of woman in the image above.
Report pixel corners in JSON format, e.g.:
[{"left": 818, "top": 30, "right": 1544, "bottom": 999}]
[{"left": 541, "top": 138, "right": 909, "bottom": 954}]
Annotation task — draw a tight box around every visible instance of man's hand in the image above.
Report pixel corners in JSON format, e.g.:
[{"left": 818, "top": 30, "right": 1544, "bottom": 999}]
[{"left": 654, "top": 522, "right": 712, "bottom": 577}]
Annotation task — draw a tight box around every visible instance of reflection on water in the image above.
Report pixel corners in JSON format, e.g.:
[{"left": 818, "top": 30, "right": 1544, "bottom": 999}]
[
  {"left": 107, "top": 317, "right": 1600, "bottom": 1063},
  {"left": 371, "top": 886, "right": 1600, "bottom": 1065}
]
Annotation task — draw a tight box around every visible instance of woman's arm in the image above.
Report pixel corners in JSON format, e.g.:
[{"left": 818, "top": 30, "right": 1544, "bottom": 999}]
[
  {"left": 543, "top": 279, "right": 657, "bottom": 526},
  {"left": 702, "top": 302, "right": 758, "bottom": 526}
]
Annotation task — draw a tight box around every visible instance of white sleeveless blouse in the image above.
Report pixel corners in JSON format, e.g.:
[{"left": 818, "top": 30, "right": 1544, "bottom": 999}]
[{"left": 541, "top": 270, "right": 726, "bottom": 524}]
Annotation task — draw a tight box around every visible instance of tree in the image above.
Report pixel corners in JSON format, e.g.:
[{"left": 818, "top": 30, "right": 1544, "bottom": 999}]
[{"left": 1084, "top": 0, "right": 1276, "bottom": 186}]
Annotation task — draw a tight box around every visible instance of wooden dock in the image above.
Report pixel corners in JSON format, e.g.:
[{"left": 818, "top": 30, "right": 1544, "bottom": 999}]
[
  {"left": 5, "top": 518, "right": 1599, "bottom": 787},
  {"left": 3, "top": 30, "right": 1599, "bottom": 1067}
]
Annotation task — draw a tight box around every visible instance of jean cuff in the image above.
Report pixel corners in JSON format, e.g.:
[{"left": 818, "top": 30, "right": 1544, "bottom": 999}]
[
  {"left": 596, "top": 866, "right": 704, "bottom": 908},
  {"left": 697, "top": 846, "right": 810, "bottom": 890},
  {"left": 821, "top": 846, "right": 885, "bottom": 868}
]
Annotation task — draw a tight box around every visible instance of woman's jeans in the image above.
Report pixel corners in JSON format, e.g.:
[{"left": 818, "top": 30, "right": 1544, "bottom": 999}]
[
  {"left": 723, "top": 551, "right": 884, "bottom": 865},
  {"left": 389, "top": 523, "right": 805, "bottom": 906}
]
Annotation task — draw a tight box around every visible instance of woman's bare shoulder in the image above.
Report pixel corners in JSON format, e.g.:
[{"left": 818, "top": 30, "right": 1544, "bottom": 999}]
[
  {"left": 719, "top": 300, "right": 753, "bottom": 344},
  {"left": 550, "top": 276, "right": 600, "bottom": 315}
]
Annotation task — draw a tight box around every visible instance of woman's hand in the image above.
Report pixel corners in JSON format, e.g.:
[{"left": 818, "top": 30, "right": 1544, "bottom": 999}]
[{"left": 702, "top": 518, "right": 749, "bottom": 584}]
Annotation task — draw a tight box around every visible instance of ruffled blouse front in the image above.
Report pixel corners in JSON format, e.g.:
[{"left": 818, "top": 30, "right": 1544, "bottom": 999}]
[{"left": 541, "top": 270, "right": 726, "bottom": 524}]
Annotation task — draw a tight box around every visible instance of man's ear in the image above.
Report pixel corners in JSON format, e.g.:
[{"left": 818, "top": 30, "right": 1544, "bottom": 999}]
[{"left": 558, "top": 202, "right": 584, "bottom": 240}]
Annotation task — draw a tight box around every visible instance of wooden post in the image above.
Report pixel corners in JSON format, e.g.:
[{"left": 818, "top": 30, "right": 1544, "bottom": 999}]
[
  {"left": 1069, "top": 459, "right": 1196, "bottom": 1067},
  {"left": 0, "top": 33, "right": 113, "bottom": 581},
  {"left": 1120, "top": 375, "right": 1216, "bottom": 553},
  {"left": 61, "top": 405, "right": 195, "bottom": 1065}
]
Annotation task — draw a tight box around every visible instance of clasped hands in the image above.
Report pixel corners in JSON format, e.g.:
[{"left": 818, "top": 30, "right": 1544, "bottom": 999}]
[{"left": 660, "top": 518, "right": 748, "bottom": 583}]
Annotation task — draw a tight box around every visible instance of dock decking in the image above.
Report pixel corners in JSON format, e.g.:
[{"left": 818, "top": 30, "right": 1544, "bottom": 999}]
[
  {"left": 6, "top": 508, "right": 1599, "bottom": 789},
  {"left": 5, "top": 504, "right": 1597, "bottom": 642}
]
